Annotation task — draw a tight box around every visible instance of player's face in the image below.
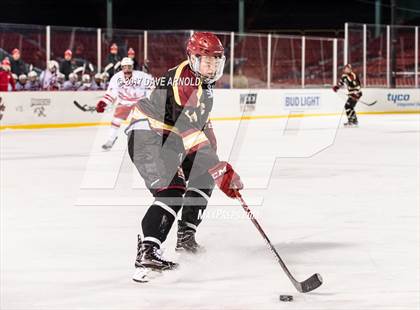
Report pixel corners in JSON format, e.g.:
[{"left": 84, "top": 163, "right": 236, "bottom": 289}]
[
  {"left": 122, "top": 65, "right": 133, "bottom": 75},
  {"left": 199, "top": 56, "right": 219, "bottom": 78},
  {"left": 344, "top": 67, "right": 351, "bottom": 74}
]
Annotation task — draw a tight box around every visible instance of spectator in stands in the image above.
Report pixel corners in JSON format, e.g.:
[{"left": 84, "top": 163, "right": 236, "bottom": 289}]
[
  {"left": 62, "top": 73, "right": 80, "bottom": 91},
  {"left": 77, "top": 74, "right": 92, "bottom": 91},
  {"left": 59, "top": 49, "right": 76, "bottom": 80},
  {"left": 127, "top": 48, "right": 140, "bottom": 70},
  {"left": 105, "top": 43, "right": 121, "bottom": 77},
  {"left": 0, "top": 58, "right": 16, "bottom": 91},
  {"left": 10, "top": 48, "right": 27, "bottom": 76},
  {"left": 40, "top": 60, "right": 60, "bottom": 90},
  {"left": 233, "top": 67, "right": 249, "bottom": 88},
  {"left": 25, "top": 71, "right": 41, "bottom": 91},
  {"left": 91, "top": 73, "right": 105, "bottom": 90},
  {"left": 141, "top": 59, "right": 150, "bottom": 74},
  {"left": 57, "top": 72, "right": 65, "bottom": 88},
  {"left": 16, "top": 74, "right": 28, "bottom": 91}
]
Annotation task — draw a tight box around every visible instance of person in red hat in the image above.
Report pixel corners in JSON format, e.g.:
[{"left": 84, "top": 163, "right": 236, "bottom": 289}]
[
  {"left": 59, "top": 49, "right": 75, "bottom": 80},
  {"left": 126, "top": 32, "right": 243, "bottom": 282},
  {"left": 0, "top": 58, "right": 16, "bottom": 91},
  {"left": 10, "top": 48, "right": 27, "bottom": 77},
  {"left": 127, "top": 47, "right": 140, "bottom": 70},
  {"left": 104, "top": 43, "right": 121, "bottom": 77}
]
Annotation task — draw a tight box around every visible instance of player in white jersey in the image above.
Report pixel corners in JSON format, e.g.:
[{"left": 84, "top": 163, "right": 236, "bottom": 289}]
[{"left": 96, "top": 57, "right": 154, "bottom": 150}]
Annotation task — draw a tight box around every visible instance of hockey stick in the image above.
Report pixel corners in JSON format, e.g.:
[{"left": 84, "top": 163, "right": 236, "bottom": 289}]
[
  {"left": 236, "top": 192, "right": 323, "bottom": 293},
  {"left": 73, "top": 100, "right": 96, "bottom": 112},
  {"left": 338, "top": 91, "right": 377, "bottom": 106}
]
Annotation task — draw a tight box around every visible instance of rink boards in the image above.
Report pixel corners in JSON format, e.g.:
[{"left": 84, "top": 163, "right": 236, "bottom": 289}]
[{"left": 0, "top": 88, "right": 419, "bottom": 130}]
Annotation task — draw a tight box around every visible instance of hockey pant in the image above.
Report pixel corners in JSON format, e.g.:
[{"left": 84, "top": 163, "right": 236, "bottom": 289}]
[
  {"left": 345, "top": 94, "right": 360, "bottom": 123},
  {"left": 128, "top": 129, "right": 186, "bottom": 246}
]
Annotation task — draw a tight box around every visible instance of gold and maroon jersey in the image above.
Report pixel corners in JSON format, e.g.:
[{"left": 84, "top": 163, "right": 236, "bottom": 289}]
[
  {"left": 130, "top": 60, "right": 220, "bottom": 171},
  {"left": 338, "top": 71, "right": 361, "bottom": 94}
]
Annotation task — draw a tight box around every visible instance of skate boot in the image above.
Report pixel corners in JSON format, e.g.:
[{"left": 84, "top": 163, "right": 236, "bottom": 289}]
[
  {"left": 102, "top": 137, "right": 117, "bottom": 151},
  {"left": 133, "top": 237, "right": 178, "bottom": 283},
  {"left": 175, "top": 220, "right": 204, "bottom": 254}
]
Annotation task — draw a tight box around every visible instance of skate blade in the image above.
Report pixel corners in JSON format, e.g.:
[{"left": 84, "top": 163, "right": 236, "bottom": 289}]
[
  {"left": 132, "top": 267, "right": 162, "bottom": 283},
  {"left": 175, "top": 246, "right": 206, "bottom": 254}
]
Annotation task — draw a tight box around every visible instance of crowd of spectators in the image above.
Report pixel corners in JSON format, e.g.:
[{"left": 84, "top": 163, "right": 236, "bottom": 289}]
[{"left": 0, "top": 43, "right": 149, "bottom": 92}]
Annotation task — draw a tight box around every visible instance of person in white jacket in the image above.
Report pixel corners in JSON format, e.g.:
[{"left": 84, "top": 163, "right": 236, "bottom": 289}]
[{"left": 96, "top": 57, "right": 154, "bottom": 150}]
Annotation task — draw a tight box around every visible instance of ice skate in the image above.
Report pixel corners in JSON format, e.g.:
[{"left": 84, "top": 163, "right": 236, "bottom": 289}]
[
  {"left": 133, "top": 239, "right": 178, "bottom": 283},
  {"left": 101, "top": 137, "right": 117, "bottom": 151},
  {"left": 175, "top": 221, "right": 205, "bottom": 254}
]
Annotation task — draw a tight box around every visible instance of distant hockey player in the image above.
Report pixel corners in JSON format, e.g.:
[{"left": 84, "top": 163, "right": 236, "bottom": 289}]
[
  {"left": 16, "top": 74, "right": 27, "bottom": 91},
  {"left": 62, "top": 73, "right": 80, "bottom": 90},
  {"left": 126, "top": 32, "right": 243, "bottom": 282},
  {"left": 333, "top": 64, "right": 362, "bottom": 127},
  {"left": 40, "top": 60, "right": 60, "bottom": 90},
  {"left": 101, "top": 72, "right": 110, "bottom": 89},
  {"left": 25, "top": 71, "right": 41, "bottom": 91},
  {"left": 96, "top": 57, "right": 153, "bottom": 151},
  {"left": 91, "top": 73, "right": 105, "bottom": 90},
  {"left": 77, "top": 74, "right": 92, "bottom": 91}
]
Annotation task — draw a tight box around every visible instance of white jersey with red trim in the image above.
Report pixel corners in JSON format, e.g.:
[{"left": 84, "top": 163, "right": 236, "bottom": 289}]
[{"left": 102, "top": 70, "right": 154, "bottom": 106}]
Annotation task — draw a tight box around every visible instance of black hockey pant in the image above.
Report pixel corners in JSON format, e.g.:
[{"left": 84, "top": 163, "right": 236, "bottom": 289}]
[{"left": 128, "top": 129, "right": 214, "bottom": 245}]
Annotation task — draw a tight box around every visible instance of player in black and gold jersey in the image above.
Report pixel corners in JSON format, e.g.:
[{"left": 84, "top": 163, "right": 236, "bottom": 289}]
[
  {"left": 126, "top": 32, "right": 244, "bottom": 282},
  {"left": 333, "top": 64, "right": 362, "bottom": 127}
]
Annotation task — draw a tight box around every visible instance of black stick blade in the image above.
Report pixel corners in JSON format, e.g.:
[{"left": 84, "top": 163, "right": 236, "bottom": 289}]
[{"left": 300, "top": 273, "right": 323, "bottom": 293}]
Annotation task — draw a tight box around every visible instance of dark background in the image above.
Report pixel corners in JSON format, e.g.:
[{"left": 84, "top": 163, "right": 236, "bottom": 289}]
[{"left": 0, "top": 0, "right": 419, "bottom": 35}]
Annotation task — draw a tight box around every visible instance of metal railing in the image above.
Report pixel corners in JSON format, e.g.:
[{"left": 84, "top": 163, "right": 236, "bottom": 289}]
[
  {"left": 345, "top": 22, "right": 419, "bottom": 88},
  {"left": 1, "top": 22, "right": 418, "bottom": 89}
]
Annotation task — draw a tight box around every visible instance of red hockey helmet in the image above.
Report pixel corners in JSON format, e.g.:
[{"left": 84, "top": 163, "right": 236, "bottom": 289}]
[
  {"left": 186, "top": 32, "right": 225, "bottom": 83},
  {"left": 187, "top": 32, "right": 224, "bottom": 58}
]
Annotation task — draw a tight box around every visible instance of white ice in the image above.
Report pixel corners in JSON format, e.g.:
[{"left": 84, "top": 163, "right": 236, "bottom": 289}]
[{"left": 1, "top": 114, "right": 419, "bottom": 310}]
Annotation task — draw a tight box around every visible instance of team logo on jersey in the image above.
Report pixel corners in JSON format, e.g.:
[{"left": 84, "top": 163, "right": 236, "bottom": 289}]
[{"left": 184, "top": 110, "right": 198, "bottom": 122}]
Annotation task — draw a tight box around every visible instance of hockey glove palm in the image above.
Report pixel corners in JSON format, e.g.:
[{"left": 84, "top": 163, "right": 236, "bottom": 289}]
[{"left": 208, "top": 161, "right": 243, "bottom": 198}]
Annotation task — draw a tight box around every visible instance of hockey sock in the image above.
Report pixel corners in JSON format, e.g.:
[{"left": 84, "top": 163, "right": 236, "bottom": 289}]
[
  {"left": 181, "top": 187, "right": 213, "bottom": 229},
  {"left": 108, "top": 118, "right": 123, "bottom": 141},
  {"left": 142, "top": 189, "right": 184, "bottom": 246}
]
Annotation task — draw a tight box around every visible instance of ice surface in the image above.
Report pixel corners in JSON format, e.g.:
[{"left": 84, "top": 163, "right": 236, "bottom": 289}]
[{"left": 1, "top": 114, "right": 419, "bottom": 309}]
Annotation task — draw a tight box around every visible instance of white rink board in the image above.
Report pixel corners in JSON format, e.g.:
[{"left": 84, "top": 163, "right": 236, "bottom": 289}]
[{"left": 0, "top": 88, "right": 419, "bottom": 128}]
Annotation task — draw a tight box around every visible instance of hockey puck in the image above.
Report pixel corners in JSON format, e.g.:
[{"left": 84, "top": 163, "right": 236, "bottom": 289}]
[{"left": 279, "top": 295, "right": 293, "bottom": 302}]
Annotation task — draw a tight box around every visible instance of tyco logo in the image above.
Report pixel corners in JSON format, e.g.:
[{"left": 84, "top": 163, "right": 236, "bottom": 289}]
[{"left": 387, "top": 93, "right": 410, "bottom": 103}]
